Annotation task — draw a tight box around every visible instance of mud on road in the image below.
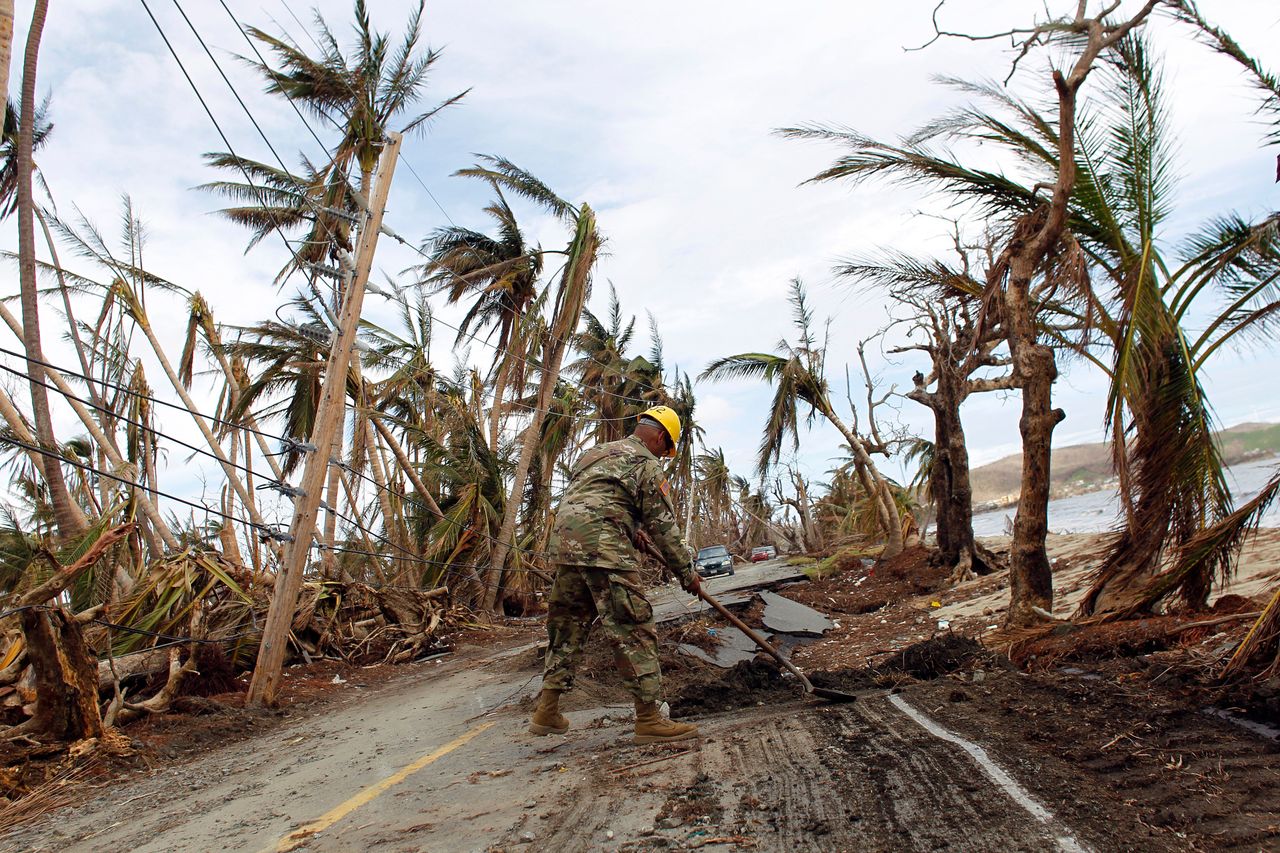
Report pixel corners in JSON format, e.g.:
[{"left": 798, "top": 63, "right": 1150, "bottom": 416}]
[{"left": 6, "top": 624, "right": 1278, "bottom": 852}]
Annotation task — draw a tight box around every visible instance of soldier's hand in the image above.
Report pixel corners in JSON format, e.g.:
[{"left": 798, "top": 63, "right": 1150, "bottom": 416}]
[{"left": 681, "top": 573, "right": 702, "bottom": 595}]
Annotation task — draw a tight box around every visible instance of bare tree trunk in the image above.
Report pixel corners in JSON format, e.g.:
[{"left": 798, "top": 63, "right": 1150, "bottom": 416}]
[
  {"left": 1001, "top": 211, "right": 1067, "bottom": 627},
  {"left": 1005, "top": 323, "right": 1062, "bottom": 625},
  {"left": 12, "top": 525, "right": 129, "bottom": 740},
  {"left": 485, "top": 206, "right": 598, "bottom": 611},
  {"left": 0, "top": 303, "right": 176, "bottom": 552},
  {"left": 321, "top": 427, "right": 343, "bottom": 579},
  {"left": 0, "top": 1, "right": 13, "bottom": 133},
  {"left": 16, "top": 0, "right": 83, "bottom": 541},
  {"left": 824, "top": 407, "right": 904, "bottom": 556},
  {"left": 995, "top": 2, "right": 1156, "bottom": 626},
  {"left": 17, "top": 609, "right": 102, "bottom": 740},
  {"left": 922, "top": 382, "right": 992, "bottom": 582}
]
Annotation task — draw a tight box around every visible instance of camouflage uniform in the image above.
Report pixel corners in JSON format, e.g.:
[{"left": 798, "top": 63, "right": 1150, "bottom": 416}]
[{"left": 542, "top": 435, "right": 694, "bottom": 703}]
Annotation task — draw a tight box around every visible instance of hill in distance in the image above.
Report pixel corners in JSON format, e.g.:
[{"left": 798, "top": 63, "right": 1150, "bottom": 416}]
[{"left": 968, "top": 421, "right": 1280, "bottom": 506}]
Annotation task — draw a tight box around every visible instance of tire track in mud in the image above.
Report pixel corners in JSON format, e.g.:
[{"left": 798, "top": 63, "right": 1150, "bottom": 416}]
[
  {"left": 916, "top": 673, "right": 1280, "bottom": 851},
  {"left": 539, "top": 698, "right": 1088, "bottom": 851},
  {"left": 717, "top": 700, "right": 1076, "bottom": 851}
]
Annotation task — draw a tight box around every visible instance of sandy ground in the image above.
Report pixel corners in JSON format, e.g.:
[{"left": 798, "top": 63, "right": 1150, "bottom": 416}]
[{"left": 788, "top": 529, "right": 1280, "bottom": 672}]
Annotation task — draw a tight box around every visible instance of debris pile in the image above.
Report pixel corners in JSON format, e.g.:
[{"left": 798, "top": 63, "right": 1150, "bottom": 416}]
[{"left": 0, "top": 550, "right": 460, "bottom": 740}]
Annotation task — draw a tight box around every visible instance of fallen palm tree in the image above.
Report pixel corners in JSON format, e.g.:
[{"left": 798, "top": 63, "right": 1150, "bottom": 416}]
[{"left": 0, "top": 530, "right": 460, "bottom": 744}]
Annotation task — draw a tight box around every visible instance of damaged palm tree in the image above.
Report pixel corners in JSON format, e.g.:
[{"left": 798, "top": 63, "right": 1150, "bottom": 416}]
[
  {"left": 702, "top": 279, "right": 906, "bottom": 557},
  {"left": 5, "top": 522, "right": 131, "bottom": 741},
  {"left": 461, "top": 157, "right": 601, "bottom": 612},
  {"left": 783, "top": 0, "right": 1163, "bottom": 624}
]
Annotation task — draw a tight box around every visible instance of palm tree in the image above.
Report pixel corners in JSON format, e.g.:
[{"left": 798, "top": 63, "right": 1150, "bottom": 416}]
[
  {"left": 0, "top": 95, "right": 50, "bottom": 219},
  {"left": 208, "top": 1, "right": 465, "bottom": 578},
  {"left": 695, "top": 448, "right": 736, "bottom": 545},
  {"left": 13, "top": 0, "right": 83, "bottom": 540},
  {"left": 454, "top": 157, "right": 600, "bottom": 610},
  {"left": 782, "top": 30, "right": 1277, "bottom": 619},
  {"left": 1066, "top": 39, "right": 1280, "bottom": 614},
  {"left": 205, "top": 0, "right": 465, "bottom": 280},
  {"left": 701, "top": 279, "right": 905, "bottom": 556},
  {"left": 415, "top": 180, "right": 543, "bottom": 448},
  {"left": 417, "top": 385, "right": 507, "bottom": 593}
]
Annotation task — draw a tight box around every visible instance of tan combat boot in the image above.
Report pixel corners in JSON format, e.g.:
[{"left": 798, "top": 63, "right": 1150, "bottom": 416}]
[
  {"left": 528, "top": 689, "right": 570, "bottom": 735},
  {"left": 633, "top": 701, "right": 699, "bottom": 744}
]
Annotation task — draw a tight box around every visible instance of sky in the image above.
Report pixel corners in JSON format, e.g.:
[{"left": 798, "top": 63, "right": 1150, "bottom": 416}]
[{"left": 2, "top": 0, "right": 1278, "bottom": 522}]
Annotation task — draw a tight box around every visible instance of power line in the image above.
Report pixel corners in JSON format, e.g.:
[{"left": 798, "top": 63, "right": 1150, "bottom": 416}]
[
  {"left": 2, "top": 351, "right": 565, "bottom": 572},
  {"left": 136, "top": 0, "right": 348, "bottom": 319},
  {"left": 0, "top": 432, "right": 530, "bottom": 585},
  {"left": 0, "top": 344, "right": 293, "bottom": 446},
  {"left": 215, "top": 0, "right": 335, "bottom": 155},
  {"left": 0, "top": 435, "right": 291, "bottom": 542},
  {"left": 0, "top": 357, "right": 269, "bottom": 485},
  {"left": 168, "top": 0, "right": 320, "bottom": 204},
  {"left": 171, "top": 0, "right": 366, "bottom": 253}
]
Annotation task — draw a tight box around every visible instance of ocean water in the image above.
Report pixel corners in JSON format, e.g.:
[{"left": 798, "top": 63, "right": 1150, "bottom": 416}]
[{"left": 970, "top": 456, "right": 1280, "bottom": 537}]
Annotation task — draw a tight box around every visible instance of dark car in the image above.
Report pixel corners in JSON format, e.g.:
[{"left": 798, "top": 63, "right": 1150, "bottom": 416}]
[
  {"left": 694, "top": 545, "right": 735, "bottom": 578},
  {"left": 750, "top": 545, "right": 777, "bottom": 563}
]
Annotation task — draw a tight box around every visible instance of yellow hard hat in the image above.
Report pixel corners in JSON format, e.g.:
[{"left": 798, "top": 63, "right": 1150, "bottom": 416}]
[{"left": 639, "top": 406, "right": 681, "bottom": 457}]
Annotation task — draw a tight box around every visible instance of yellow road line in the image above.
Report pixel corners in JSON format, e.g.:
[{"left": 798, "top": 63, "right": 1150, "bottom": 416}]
[{"left": 271, "top": 721, "right": 495, "bottom": 852}]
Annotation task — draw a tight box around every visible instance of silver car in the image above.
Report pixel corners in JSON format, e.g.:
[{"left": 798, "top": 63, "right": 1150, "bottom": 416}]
[{"left": 695, "top": 545, "right": 735, "bottom": 577}]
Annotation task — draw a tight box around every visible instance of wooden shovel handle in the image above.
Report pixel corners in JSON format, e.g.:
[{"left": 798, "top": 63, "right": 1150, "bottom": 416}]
[{"left": 695, "top": 586, "right": 815, "bottom": 694}]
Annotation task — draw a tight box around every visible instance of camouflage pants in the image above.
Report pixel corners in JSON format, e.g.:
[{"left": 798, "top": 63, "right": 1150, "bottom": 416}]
[{"left": 541, "top": 565, "right": 662, "bottom": 704}]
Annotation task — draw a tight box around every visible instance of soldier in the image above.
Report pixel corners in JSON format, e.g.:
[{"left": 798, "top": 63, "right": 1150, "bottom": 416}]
[{"left": 528, "top": 405, "right": 702, "bottom": 744}]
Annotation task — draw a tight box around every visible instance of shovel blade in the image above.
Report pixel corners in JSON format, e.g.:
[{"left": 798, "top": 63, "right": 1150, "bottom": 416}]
[{"left": 809, "top": 686, "right": 858, "bottom": 703}]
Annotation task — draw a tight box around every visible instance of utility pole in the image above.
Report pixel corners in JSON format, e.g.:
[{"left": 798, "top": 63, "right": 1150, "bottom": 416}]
[{"left": 247, "top": 132, "right": 402, "bottom": 707}]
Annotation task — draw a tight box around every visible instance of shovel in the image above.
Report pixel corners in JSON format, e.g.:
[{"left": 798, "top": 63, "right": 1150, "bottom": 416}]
[
  {"left": 634, "top": 535, "right": 856, "bottom": 703},
  {"left": 695, "top": 585, "right": 857, "bottom": 704}
]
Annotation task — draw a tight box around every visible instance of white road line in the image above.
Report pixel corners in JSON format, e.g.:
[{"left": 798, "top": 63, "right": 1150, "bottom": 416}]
[{"left": 887, "top": 693, "right": 1088, "bottom": 853}]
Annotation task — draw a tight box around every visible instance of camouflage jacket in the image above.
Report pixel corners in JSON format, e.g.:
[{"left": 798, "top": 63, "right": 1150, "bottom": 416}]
[{"left": 550, "top": 435, "right": 694, "bottom": 582}]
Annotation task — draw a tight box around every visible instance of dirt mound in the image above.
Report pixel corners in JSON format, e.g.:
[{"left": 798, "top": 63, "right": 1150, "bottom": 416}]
[
  {"left": 784, "top": 545, "right": 947, "bottom": 618},
  {"left": 805, "top": 635, "right": 999, "bottom": 694},
  {"left": 880, "top": 634, "right": 993, "bottom": 678},
  {"left": 667, "top": 658, "right": 799, "bottom": 717},
  {"left": 873, "top": 544, "right": 934, "bottom": 579},
  {"left": 1009, "top": 594, "right": 1262, "bottom": 670},
  {"left": 806, "top": 668, "right": 885, "bottom": 693}
]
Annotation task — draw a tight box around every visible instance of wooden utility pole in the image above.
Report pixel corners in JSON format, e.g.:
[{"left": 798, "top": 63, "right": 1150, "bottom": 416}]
[{"left": 247, "top": 132, "right": 402, "bottom": 707}]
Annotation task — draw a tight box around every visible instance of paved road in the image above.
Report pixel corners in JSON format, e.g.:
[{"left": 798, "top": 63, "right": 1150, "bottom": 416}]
[
  {"left": 649, "top": 557, "right": 805, "bottom": 623},
  {"left": 3, "top": 630, "right": 1102, "bottom": 853}
]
